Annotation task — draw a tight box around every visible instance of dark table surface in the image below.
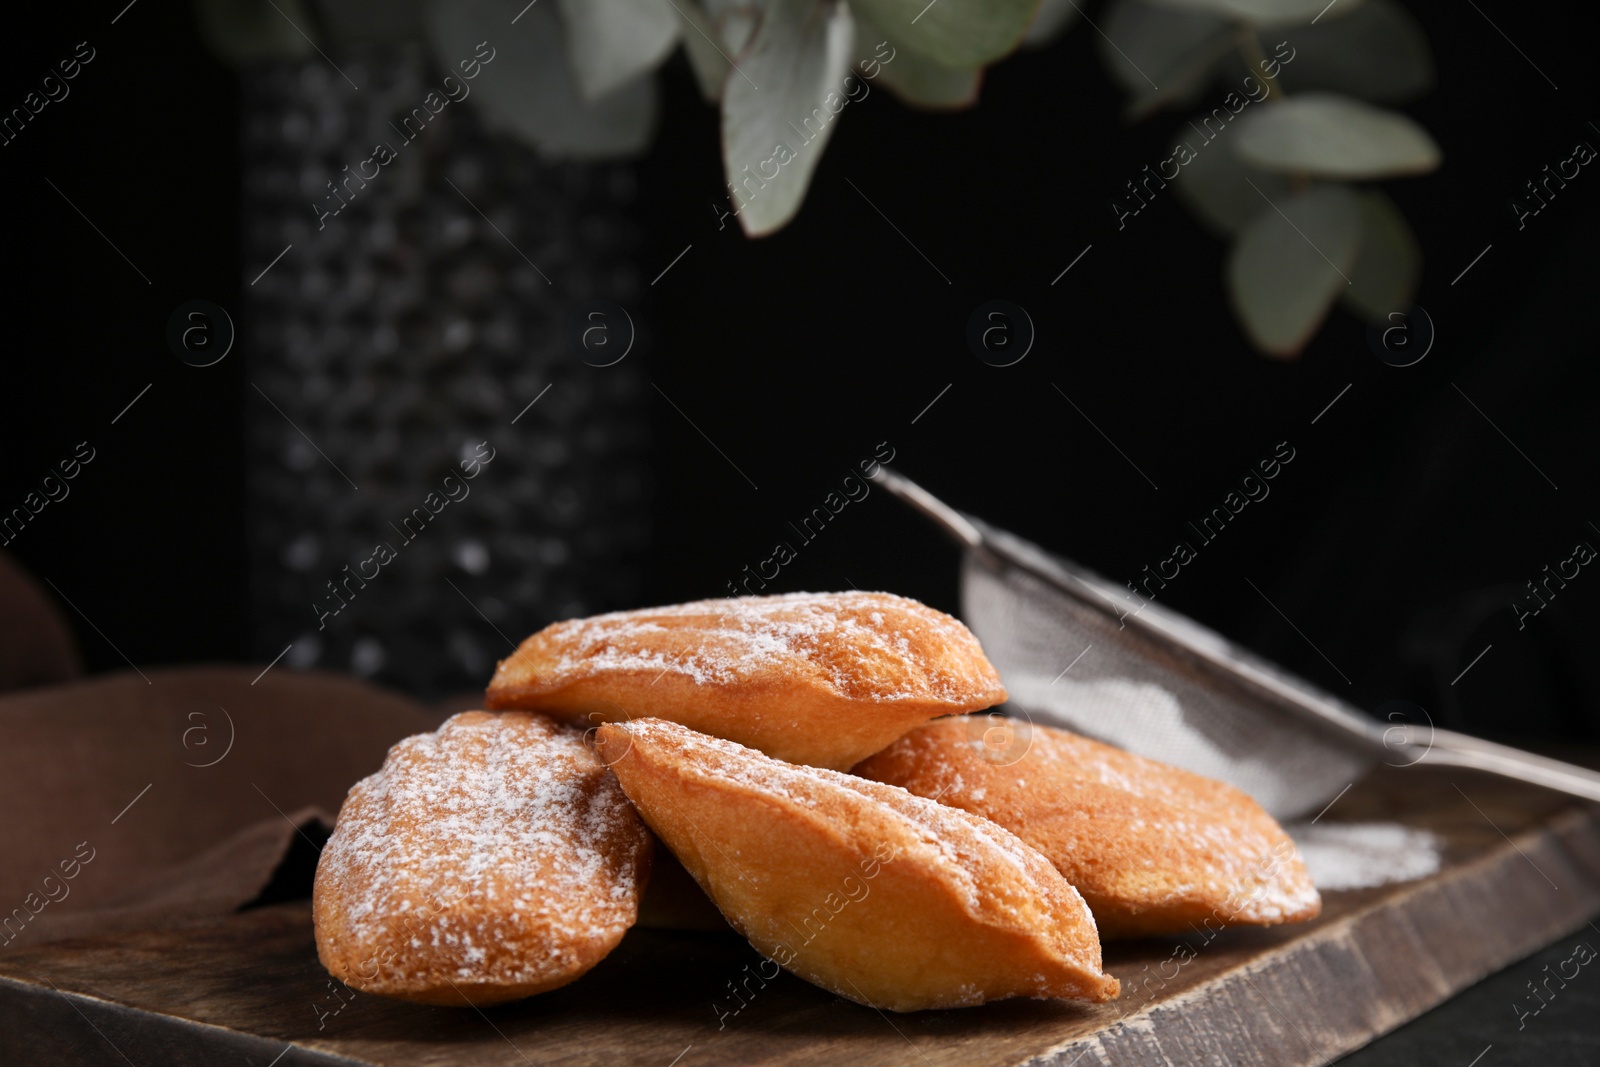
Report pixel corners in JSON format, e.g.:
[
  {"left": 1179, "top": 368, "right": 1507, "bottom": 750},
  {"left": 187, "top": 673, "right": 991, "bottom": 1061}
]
[{"left": 1344, "top": 925, "right": 1600, "bottom": 1066}]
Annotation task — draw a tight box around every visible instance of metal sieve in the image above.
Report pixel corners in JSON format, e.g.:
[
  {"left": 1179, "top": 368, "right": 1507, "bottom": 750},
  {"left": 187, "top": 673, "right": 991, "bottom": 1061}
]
[{"left": 877, "top": 468, "right": 1600, "bottom": 819}]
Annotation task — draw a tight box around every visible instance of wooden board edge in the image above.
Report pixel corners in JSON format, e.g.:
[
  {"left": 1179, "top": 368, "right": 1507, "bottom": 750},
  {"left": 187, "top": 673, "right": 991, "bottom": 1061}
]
[{"left": 1017, "top": 805, "right": 1600, "bottom": 1066}]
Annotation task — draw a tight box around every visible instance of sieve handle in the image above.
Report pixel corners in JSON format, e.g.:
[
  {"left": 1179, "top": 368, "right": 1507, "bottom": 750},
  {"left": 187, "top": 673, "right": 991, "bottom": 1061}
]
[
  {"left": 871, "top": 466, "right": 986, "bottom": 551},
  {"left": 1404, "top": 728, "right": 1600, "bottom": 805}
]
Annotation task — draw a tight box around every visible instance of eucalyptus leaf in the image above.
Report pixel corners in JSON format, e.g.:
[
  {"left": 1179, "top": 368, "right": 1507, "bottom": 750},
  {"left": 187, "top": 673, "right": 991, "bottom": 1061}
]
[
  {"left": 677, "top": 0, "right": 733, "bottom": 100},
  {"left": 850, "top": 0, "right": 1035, "bottom": 67},
  {"left": 1341, "top": 189, "right": 1420, "bottom": 322},
  {"left": 1171, "top": 136, "right": 1293, "bottom": 235},
  {"left": 855, "top": 7, "right": 980, "bottom": 109},
  {"left": 1024, "top": 0, "right": 1082, "bottom": 48},
  {"left": 1146, "top": 0, "right": 1364, "bottom": 26},
  {"left": 703, "top": 0, "right": 762, "bottom": 54},
  {"left": 1101, "top": 0, "right": 1235, "bottom": 117},
  {"left": 192, "top": 0, "right": 320, "bottom": 67},
  {"left": 722, "top": 0, "right": 854, "bottom": 236},
  {"left": 1226, "top": 184, "right": 1362, "bottom": 356},
  {"left": 558, "top": 0, "right": 680, "bottom": 101},
  {"left": 426, "top": 0, "right": 657, "bottom": 159},
  {"left": 876, "top": 50, "right": 982, "bottom": 108},
  {"left": 1275, "top": 0, "right": 1433, "bottom": 103},
  {"left": 1235, "top": 93, "right": 1440, "bottom": 179}
]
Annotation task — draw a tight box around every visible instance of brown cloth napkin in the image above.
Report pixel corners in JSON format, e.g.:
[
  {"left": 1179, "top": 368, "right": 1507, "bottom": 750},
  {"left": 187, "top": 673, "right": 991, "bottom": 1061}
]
[
  {"left": 0, "top": 552, "right": 82, "bottom": 693},
  {"left": 0, "top": 667, "right": 443, "bottom": 950}
]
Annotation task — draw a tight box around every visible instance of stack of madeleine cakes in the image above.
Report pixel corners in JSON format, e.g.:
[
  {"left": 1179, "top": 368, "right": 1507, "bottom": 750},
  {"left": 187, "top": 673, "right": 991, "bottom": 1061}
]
[{"left": 312, "top": 591, "right": 1319, "bottom": 1010}]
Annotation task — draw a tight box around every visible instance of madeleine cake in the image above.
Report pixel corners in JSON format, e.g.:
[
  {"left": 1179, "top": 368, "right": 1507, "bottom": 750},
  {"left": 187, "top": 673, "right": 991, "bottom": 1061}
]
[
  {"left": 855, "top": 715, "right": 1321, "bottom": 938},
  {"left": 486, "top": 592, "right": 1007, "bottom": 769},
  {"left": 594, "top": 717, "right": 1118, "bottom": 1010},
  {"left": 313, "top": 711, "right": 652, "bottom": 1005}
]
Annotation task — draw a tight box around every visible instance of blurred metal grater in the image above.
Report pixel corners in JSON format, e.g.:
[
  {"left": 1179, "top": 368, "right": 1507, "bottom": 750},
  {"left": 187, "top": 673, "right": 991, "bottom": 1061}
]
[{"left": 876, "top": 467, "right": 1600, "bottom": 819}]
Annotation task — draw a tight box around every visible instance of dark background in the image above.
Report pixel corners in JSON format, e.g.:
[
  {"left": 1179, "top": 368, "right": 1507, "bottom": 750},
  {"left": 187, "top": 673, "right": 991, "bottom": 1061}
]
[{"left": 3, "top": 0, "right": 1598, "bottom": 750}]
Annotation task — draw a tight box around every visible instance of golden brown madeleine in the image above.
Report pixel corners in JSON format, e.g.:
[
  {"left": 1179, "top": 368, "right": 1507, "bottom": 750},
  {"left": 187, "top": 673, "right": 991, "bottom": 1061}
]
[
  {"left": 486, "top": 592, "right": 1006, "bottom": 770},
  {"left": 855, "top": 716, "right": 1321, "bottom": 938},
  {"left": 313, "top": 711, "right": 652, "bottom": 1006},
  {"left": 594, "top": 718, "right": 1117, "bottom": 1011}
]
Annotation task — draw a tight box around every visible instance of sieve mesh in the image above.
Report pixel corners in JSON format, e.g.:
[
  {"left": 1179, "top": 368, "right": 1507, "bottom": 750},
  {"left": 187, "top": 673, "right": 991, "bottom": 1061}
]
[{"left": 959, "top": 526, "right": 1374, "bottom": 820}]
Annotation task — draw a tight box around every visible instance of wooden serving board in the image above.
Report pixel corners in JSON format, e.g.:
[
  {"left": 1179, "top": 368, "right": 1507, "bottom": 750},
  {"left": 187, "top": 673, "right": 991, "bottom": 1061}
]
[{"left": 5, "top": 765, "right": 1600, "bottom": 1067}]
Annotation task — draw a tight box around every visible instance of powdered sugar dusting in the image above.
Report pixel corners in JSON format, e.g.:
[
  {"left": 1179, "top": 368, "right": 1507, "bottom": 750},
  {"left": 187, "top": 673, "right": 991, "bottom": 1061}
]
[
  {"left": 508, "top": 591, "right": 993, "bottom": 703},
  {"left": 318, "top": 712, "right": 649, "bottom": 993},
  {"left": 1289, "top": 821, "right": 1442, "bottom": 891}
]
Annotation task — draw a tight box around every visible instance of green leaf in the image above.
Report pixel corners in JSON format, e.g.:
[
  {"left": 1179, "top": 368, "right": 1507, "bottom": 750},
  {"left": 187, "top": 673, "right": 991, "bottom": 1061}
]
[
  {"left": 557, "top": 0, "right": 680, "bottom": 101},
  {"left": 679, "top": 2, "right": 771, "bottom": 101},
  {"left": 722, "top": 0, "right": 854, "bottom": 236},
  {"left": 1146, "top": 0, "right": 1366, "bottom": 26},
  {"left": 854, "top": 8, "right": 981, "bottom": 109},
  {"left": 191, "top": 0, "right": 320, "bottom": 66},
  {"left": 1341, "top": 190, "right": 1420, "bottom": 322},
  {"left": 1023, "top": 0, "right": 1081, "bottom": 48},
  {"left": 426, "top": 0, "right": 657, "bottom": 159},
  {"left": 1275, "top": 0, "right": 1433, "bottom": 103},
  {"left": 850, "top": 0, "right": 1035, "bottom": 67},
  {"left": 1226, "top": 184, "right": 1362, "bottom": 356},
  {"left": 676, "top": 1, "right": 733, "bottom": 100},
  {"left": 876, "top": 51, "right": 982, "bottom": 109},
  {"left": 1170, "top": 136, "right": 1293, "bottom": 235},
  {"left": 704, "top": 0, "right": 763, "bottom": 54},
  {"left": 1100, "top": 0, "right": 1234, "bottom": 115},
  {"left": 1235, "top": 93, "right": 1440, "bottom": 179}
]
